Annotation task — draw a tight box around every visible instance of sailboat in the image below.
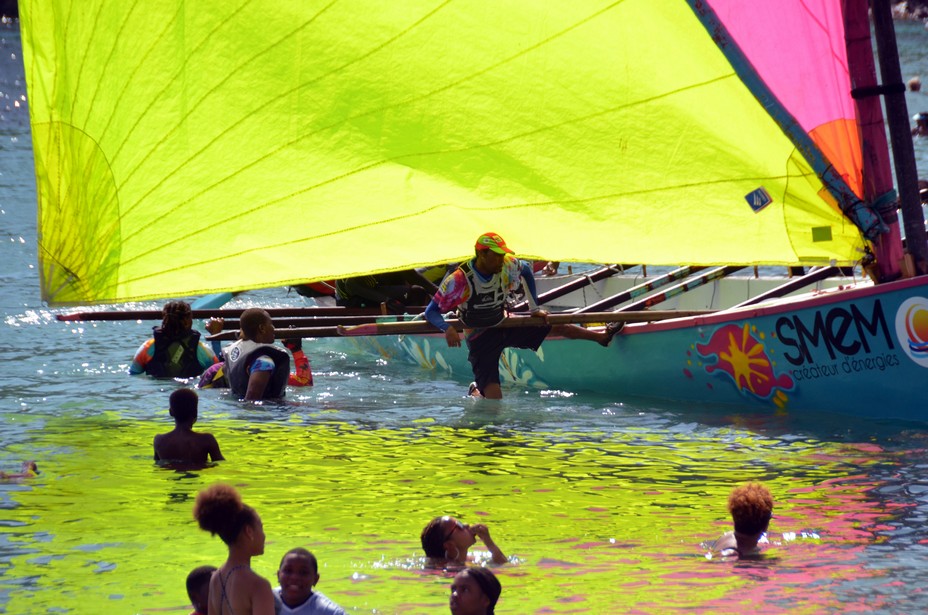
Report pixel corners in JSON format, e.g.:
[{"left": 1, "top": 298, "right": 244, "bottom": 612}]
[{"left": 19, "top": 1, "right": 928, "bottom": 420}]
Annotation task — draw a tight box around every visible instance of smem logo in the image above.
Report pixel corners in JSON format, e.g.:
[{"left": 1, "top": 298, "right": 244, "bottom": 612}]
[{"left": 895, "top": 297, "right": 928, "bottom": 367}]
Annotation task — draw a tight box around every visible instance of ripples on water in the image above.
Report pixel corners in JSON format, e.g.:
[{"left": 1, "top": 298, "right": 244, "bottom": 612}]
[{"left": 2, "top": 16, "right": 928, "bottom": 615}]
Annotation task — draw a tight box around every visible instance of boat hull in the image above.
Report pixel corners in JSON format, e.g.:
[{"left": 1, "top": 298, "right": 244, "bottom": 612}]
[{"left": 353, "top": 275, "right": 928, "bottom": 421}]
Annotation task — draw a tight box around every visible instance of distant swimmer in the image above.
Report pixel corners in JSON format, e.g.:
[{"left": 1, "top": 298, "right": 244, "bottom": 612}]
[
  {"left": 421, "top": 516, "right": 507, "bottom": 568},
  {"left": 424, "top": 232, "right": 623, "bottom": 398},
  {"left": 193, "top": 484, "right": 275, "bottom": 615},
  {"left": 913, "top": 112, "right": 928, "bottom": 137},
  {"left": 708, "top": 482, "right": 773, "bottom": 559},
  {"left": 274, "top": 547, "right": 347, "bottom": 615},
  {"left": 153, "top": 388, "right": 224, "bottom": 465},
  {"left": 909, "top": 76, "right": 921, "bottom": 92},
  {"left": 449, "top": 567, "right": 502, "bottom": 615},
  {"left": 0, "top": 461, "right": 38, "bottom": 481},
  {"left": 129, "top": 301, "right": 219, "bottom": 378}
]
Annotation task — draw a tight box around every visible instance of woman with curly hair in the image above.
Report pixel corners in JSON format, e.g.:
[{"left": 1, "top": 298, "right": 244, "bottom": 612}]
[
  {"left": 193, "top": 484, "right": 274, "bottom": 614},
  {"left": 710, "top": 482, "right": 773, "bottom": 558}
]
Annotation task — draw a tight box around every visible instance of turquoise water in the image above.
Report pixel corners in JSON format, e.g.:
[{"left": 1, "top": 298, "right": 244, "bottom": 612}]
[{"left": 3, "top": 17, "right": 928, "bottom": 615}]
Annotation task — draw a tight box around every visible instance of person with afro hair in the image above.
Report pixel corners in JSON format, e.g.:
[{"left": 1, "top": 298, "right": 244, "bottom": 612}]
[
  {"left": 710, "top": 482, "right": 773, "bottom": 558},
  {"left": 193, "top": 484, "right": 274, "bottom": 614}
]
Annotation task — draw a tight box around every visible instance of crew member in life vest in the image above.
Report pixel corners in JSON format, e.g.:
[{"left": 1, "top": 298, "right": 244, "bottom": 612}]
[
  {"left": 221, "top": 308, "right": 313, "bottom": 400},
  {"left": 197, "top": 311, "right": 313, "bottom": 395},
  {"left": 424, "top": 232, "right": 623, "bottom": 399},
  {"left": 129, "top": 301, "right": 219, "bottom": 378}
]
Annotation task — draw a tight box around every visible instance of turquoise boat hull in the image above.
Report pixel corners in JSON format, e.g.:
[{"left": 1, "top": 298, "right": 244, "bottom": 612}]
[{"left": 353, "top": 276, "right": 928, "bottom": 421}]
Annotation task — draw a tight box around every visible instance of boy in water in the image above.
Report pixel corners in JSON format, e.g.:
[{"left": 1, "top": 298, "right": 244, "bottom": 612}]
[
  {"left": 185, "top": 565, "right": 216, "bottom": 615},
  {"left": 710, "top": 482, "right": 773, "bottom": 558},
  {"left": 274, "top": 547, "right": 347, "bottom": 614},
  {"left": 153, "top": 388, "right": 224, "bottom": 464}
]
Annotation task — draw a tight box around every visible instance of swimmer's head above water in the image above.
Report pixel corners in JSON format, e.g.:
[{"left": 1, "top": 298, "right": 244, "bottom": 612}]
[
  {"left": 0, "top": 461, "right": 38, "bottom": 480},
  {"left": 422, "top": 516, "right": 476, "bottom": 562}
]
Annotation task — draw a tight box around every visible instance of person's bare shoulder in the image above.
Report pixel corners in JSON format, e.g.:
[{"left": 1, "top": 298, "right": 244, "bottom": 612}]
[
  {"left": 247, "top": 570, "right": 275, "bottom": 614},
  {"left": 199, "top": 431, "right": 224, "bottom": 461},
  {"left": 711, "top": 531, "right": 736, "bottom": 553},
  {"left": 152, "top": 433, "right": 166, "bottom": 457}
]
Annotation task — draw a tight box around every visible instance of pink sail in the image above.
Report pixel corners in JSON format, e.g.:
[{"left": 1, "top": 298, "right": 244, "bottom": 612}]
[{"left": 709, "top": 0, "right": 863, "bottom": 197}]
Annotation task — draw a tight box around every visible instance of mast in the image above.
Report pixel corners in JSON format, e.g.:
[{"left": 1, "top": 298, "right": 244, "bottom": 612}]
[
  {"left": 870, "top": 0, "right": 928, "bottom": 275},
  {"left": 846, "top": 0, "right": 927, "bottom": 279}
]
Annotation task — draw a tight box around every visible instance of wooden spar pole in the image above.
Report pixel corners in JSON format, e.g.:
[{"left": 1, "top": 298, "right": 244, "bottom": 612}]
[
  {"left": 510, "top": 264, "right": 636, "bottom": 311},
  {"left": 730, "top": 266, "right": 840, "bottom": 309},
  {"left": 869, "top": 0, "right": 928, "bottom": 274},
  {"left": 204, "top": 309, "right": 714, "bottom": 341},
  {"left": 615, "top": 266, "right": 743, "bottom": 312},
  {"left": 55, "top": 306, "right": 428, "bottom": 322},
  {"left": 573, "top": 266, "right": 707, "bottom": 313},
  {"left": 208, "top": 327, "right": 342, "bottom": 342},
  {"left": 333, "top": 310, "right": 712, "bottom": 337},
  {"left": 215, "top": 314, "right": 418, "bottom": 328}
]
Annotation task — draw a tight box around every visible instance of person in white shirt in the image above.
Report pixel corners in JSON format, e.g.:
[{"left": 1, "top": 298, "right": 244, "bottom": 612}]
[{"left": 273, "top": 548, "right": 346, "bottom": 615}]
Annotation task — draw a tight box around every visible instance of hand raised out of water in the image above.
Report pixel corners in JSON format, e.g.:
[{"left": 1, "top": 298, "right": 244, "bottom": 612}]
[
  {"left": 470, "top": 523, "right": 508, "bottom": 565},
  {"left": 205, "top": 317, "right": 224, "bottom": 334},
  {"left": 470, "top": 523, "right": 492, "bottom": 543}
]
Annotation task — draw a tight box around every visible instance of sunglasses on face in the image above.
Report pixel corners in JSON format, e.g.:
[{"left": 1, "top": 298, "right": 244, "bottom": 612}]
[{"left": 442, "top": 517, "right": 466, "bottom": 542}]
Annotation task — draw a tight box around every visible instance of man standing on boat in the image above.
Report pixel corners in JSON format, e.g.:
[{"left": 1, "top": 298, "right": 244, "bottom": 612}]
[{"left": 425, "top": 232, "right": 622, "bottom": 399}]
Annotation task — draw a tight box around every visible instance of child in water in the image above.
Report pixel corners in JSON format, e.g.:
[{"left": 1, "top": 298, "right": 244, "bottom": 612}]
[
  {"left": 449, "top": 567, "right": 501, "bottom": 615},
  {"left": 193, "top": 484, "right": 275, "bottom": 615},
  {"left": 709, "top": 482, "right": 773, "bottom": 558},
  {"left": 185, "top": 565, "right": 216, "bottom": 615},
  {"left": 274, "top": 547, "right": 347, "bottom": 614},
  {"left": 154, "top": 388, "right": 224, "bottom": 464}
]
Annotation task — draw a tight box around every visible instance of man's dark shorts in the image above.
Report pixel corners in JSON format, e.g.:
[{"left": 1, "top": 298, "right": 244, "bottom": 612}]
[{"left": 466, "top": 325, "right": 552, "bottom": 393}]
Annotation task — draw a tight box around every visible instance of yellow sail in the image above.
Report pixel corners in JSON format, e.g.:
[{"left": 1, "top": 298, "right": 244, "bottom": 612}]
[{"left": 20, "top": 1, "right": 866, "bottom": 305}]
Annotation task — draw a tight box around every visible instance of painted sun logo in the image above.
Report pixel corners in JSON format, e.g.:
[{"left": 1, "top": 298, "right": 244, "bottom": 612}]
[
  {"left": 695, "top": 323, "right": 794, "bottom": 404},
  {"left": 894, "top": 297, "right": 928, "bottom": 367}
]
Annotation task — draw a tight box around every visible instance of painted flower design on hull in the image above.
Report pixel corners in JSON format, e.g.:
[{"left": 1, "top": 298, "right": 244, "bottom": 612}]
[{"left": 696, "top": 323, "right": 794, "bottom": 403}]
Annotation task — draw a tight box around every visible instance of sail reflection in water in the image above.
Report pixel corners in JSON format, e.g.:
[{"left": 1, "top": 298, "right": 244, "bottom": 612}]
[{"left": 0, "top": 393, "right": 914, "bottom": 613}]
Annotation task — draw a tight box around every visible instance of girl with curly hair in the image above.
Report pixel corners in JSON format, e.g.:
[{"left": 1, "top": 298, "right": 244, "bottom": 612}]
[{"left": 193, "top": 484, "right": 274, "bottom": 614}]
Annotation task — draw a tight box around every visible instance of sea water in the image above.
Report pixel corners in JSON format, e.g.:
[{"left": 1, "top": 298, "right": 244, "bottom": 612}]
[{"left": 3, "top": 17, "right": 928, "bottom": 615}]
